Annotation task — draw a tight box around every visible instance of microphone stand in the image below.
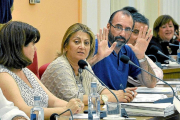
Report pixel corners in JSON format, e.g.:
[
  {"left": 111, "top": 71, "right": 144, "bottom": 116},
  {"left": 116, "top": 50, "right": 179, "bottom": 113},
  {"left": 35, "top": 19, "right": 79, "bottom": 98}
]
[
  {"left": 157, "top": 51, "right": 180, "bottom": 64},
  {"left": 78, "top": 60, "right": 129, "bottom": 118},
  {"left": 121, "top": 55, "right": 180, "bottom": 103},
  {"left": 50, "top": 109, "right": 73, "bottom": 120},
  {"left": 84, "top": 66, "right": 120, "bottom": 104},
  {"left": 147, "top": 55, "right": 162, "bottom": 69},
  {"left": 83, "top": 66, "right": 121, "bottom": 115}
]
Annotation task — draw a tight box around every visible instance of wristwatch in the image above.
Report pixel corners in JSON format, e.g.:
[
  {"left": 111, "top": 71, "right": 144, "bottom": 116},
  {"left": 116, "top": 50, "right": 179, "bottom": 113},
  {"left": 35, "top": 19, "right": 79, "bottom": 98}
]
[
  {"left": 101, "top": 95, "right": 108, "bottom": 104},
  {"left": 138, "top": 56, "right": 147, "bottom": 63}
]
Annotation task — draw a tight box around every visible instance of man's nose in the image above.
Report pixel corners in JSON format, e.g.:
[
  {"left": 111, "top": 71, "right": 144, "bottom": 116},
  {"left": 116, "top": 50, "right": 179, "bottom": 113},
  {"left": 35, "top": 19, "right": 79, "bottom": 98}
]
[{"left": 119, "top": 29, "right": 126, "bottom": 37}]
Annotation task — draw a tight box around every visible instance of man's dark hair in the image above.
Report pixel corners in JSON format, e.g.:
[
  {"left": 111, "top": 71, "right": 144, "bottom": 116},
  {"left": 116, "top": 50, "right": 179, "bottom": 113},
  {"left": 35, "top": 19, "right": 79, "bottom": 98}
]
[
  {"left": 108, "top": 9, "right": 134, "bottom": 29},
  {"left": 122, "top": 6, "right": 138, "bottom": 14},
  {"left": 0, "top": 21, "right": 40, "bottom": 69}
]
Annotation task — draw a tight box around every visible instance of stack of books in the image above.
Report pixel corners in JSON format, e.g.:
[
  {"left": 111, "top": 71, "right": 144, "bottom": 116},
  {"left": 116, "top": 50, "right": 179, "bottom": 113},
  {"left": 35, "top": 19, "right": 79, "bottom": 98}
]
[{"left": 121, "top": 103, "right": 174, "bottom": 117}]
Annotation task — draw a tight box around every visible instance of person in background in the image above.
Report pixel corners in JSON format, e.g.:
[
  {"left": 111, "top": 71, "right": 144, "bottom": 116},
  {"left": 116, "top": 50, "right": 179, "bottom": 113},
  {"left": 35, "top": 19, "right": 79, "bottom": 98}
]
[
  {"left": 146, "top": 15, "right": 180, "bottom": 64},
  {"left": 0, "top": 21, "right": 84, "bottom": 119},
  {"left": 122, "top": 6, "right": 163, "bottom": 87},
  {"left": 41, "top": 23, "right": 137, "bottom": 105},
  {"left": 90, "top": 9, "right": 157, "bottom": 90}
]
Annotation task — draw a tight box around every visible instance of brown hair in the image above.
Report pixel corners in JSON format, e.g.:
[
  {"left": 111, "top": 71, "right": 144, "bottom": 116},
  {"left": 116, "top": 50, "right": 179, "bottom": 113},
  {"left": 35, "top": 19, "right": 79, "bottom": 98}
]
[
  {"left": 0, "top": 21, "right": 40, "bottom": 69},
  {"left": 58, "top": 23, "right": 95, "bottom": 60},
  {"left": 153, "top": 15, "right": 179, "bottom": 40}
]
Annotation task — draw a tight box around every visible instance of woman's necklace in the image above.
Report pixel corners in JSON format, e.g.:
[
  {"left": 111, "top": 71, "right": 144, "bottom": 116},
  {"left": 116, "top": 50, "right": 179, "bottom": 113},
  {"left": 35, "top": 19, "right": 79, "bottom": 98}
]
[{"left": 71, "top": 65, "right": 85, "bottom": 94}]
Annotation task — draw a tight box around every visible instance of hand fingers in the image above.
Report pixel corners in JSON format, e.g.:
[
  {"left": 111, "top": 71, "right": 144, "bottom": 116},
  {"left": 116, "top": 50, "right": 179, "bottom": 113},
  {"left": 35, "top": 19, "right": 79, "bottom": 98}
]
[
  {"left": 133, "top": 91, "right": 138, "bottom": 97},
  {"left": 103, "top": 27, "right": 109, "bottom": 40},
  {"left": 147, "top": 34, "right": 152, "bottom": 43},
  {"left": 97, "top": 28, "right": 102, "bottom": 43},
  {"left": 126, "top": 89, "right": 136, "bottom": 97},
  {"left": 125, "top": 92, "right": 134, "bottom": 101},
  {"left": 73, "top": 98, "right": 84, "bottom": 109},
  {"left": 102, "top": 27, "right": 106, "bottom": 40},
  {"left": 141, "top": 26, "right": 148, "bottom": 38},
  {"left": 138, "top": 26, "right": 143, "bottom": 38},
  {"left": 125, "top": 87, "right": 137, "bottom": 91},
  {"left": 110, "top": 42, "right": 117, "bottom": 50},
  {"left": 97, "top": 33, "right": 100, "bottom": 43},
  {"left": 145, "top": 29, "right": 152, "bottom": 42}
]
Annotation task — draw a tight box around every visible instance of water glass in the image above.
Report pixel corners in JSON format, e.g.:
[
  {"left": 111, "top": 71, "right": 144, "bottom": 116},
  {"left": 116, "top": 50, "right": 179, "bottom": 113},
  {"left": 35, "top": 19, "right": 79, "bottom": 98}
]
[
  {"left": 169, "top": 55, "right": 177, "bottom": 64},
  {"left": 106, "top": 102, "right": 121, "bottom": 118}
]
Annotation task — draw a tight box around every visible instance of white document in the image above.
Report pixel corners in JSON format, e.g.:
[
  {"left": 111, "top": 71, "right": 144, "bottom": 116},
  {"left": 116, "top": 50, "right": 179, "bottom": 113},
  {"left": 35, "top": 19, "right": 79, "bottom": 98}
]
[
  {"left": 121, "top": 103, "right": 175, "bottom": 117},
  {"left": 136, "top": 87, "right": 175, "bottom": 94},
  {"left": 72, "top": 114, "right": 88, "bottom": 119},
  {"left": 173, "top": 96, "right": 180, "bottom": 113},
  {"left": 132, "top": 94, "right": 167, "bottom": 103}
]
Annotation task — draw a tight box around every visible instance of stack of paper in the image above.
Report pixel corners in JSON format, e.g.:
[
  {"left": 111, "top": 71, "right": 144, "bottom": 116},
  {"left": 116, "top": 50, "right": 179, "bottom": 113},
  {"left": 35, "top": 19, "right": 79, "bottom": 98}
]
[
  {"left": 121, "top": 103, "right": 174, "bottom": 117},
  {"left": 136, "top": 87, "right": 175, "bottom": 94},
  {"left": 132, "top": 94, "right": 167, "bottom": 103}
]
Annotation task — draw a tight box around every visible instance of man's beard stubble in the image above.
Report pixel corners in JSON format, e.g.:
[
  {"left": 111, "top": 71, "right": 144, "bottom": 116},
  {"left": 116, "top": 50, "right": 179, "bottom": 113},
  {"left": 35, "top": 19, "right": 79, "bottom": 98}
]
[{"left": 108, "top": 30, "right": 130, "bottom": 49}]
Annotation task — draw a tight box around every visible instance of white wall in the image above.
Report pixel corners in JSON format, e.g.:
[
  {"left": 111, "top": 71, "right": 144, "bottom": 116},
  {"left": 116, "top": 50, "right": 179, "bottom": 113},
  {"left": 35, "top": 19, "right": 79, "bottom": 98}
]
[
  {"left": 160, "top": 0, "right": 180, "bottom": 25},
  {"left": 81, "top": 0, "right": 110, "bottom": 35},
  {"left": 82, "top": 0, "right": 180, "bottom": 35}
]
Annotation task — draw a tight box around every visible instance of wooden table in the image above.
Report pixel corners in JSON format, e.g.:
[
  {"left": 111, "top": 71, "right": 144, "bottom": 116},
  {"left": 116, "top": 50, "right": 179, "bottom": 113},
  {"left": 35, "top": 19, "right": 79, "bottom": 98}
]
[{"left": 163, "top": 67, "right": 180, "bottom": 79}]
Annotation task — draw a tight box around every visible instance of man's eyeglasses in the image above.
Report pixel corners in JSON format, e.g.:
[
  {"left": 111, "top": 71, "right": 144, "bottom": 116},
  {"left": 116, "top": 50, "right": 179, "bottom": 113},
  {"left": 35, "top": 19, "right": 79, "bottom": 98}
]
[{"left": 110, "top": 22, "right": 133, "bottom": 35}]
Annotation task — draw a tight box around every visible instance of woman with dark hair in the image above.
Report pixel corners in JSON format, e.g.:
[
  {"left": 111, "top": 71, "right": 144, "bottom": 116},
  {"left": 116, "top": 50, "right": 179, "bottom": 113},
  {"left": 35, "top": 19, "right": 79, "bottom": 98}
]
[
  {"left": 0, "top": 21, "right": 84, "bottom": 119},
  {"left": 146, "top": 15, "right": 180, "bottom": 63}
]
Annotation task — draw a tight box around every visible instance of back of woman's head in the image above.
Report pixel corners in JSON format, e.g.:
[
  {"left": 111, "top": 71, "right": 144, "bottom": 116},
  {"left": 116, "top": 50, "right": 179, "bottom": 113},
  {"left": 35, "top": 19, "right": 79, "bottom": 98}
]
[
  {"left": 153, "top": 15, "right": 179, "bottom": 38},
  {"left": 59, "top": 23, "right": 95, "bottom": 60},
  {"left": 0, "top": 21, "right": 40, "bottom": 69}
]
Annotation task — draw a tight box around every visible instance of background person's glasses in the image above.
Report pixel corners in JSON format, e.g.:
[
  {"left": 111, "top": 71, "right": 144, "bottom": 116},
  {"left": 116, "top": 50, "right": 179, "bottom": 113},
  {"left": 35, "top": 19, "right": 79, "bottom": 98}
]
[{"left": 110, "top": 22, "right": 133, "bottom": 35}]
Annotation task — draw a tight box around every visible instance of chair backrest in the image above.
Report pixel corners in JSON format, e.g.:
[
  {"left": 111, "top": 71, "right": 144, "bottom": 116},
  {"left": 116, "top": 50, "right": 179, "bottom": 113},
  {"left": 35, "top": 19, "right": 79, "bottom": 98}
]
[
  {"left": 27, "top": 51, "right": 39, "bottom": 78},
  {"left": 39, "top": 63, "right": 50, "bottom": 79}
]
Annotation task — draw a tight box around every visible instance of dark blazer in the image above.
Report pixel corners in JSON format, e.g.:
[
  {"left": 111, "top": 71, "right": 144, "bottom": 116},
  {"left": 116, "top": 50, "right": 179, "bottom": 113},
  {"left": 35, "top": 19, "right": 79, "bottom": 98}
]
[{"left": 146, "top": 36, "right": 179, "bottom": 64}]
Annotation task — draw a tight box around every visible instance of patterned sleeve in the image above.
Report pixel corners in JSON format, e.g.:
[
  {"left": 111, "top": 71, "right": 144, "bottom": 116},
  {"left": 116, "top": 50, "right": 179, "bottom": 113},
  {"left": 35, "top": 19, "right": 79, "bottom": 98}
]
[{"left": 41, "top": 57, "right": 80, "bottom": 102}]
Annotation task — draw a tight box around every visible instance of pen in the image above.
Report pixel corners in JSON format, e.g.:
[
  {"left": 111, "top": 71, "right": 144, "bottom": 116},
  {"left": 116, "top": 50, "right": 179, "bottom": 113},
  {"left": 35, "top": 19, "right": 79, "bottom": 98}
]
[
  {"left": 120, "top": 84, "right": 126, "bottom": 93},
  {"left": 77, "top": 90, "right": 80, "bottom": 99}
]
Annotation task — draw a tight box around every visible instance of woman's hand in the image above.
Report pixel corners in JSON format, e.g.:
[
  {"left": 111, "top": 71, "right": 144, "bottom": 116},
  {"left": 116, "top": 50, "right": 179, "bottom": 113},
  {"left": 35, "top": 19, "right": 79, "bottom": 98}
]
[{"left": 66, "top": 98, "right": 84, "bottom": 114}]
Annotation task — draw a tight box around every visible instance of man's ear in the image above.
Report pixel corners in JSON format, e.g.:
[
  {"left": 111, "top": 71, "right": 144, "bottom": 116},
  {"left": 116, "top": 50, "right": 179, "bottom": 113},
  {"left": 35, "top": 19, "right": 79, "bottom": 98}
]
[{"left": 107, "top": 23, "right": 110, "bottom": 30}]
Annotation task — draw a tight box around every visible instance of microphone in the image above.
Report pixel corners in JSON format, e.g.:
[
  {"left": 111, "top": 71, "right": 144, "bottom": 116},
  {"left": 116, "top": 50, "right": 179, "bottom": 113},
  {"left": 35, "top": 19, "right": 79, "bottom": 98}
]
[
  {"left": 150, "top": 45, "right": 180, "bottom": 64},
  {"left": 78, "top": 60, "right": 128, "bottom": 118},
  {"left": 147, "top": 55, "right": 162, "bottom": 69},
  {"left": 78, "top": 60, "right": 120, "bottom": 103},
  {"left": 50, "top": 109, "right": 73, "bottom": 120},
  {"left": 120, "top": 55, "right": 180, "bottom": 103}
]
